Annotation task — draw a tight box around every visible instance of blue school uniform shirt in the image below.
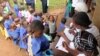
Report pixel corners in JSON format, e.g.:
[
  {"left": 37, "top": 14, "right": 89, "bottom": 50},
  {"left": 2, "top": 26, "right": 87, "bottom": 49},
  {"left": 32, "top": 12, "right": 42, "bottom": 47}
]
[
  {"left": 14, "top": 4, "right": 19, "bottom": 16},
  {"left": 31, "top": 35, "right": 50, "bottom": 56},
  {"left": 34, "top": 16, "right": 41, "bottom": 21},
  {"left": 26, "top": 0, "right": 34, "bottom": 3},
  {"left": 4, "top": 19, "right": 13, "bottom": 30},
  {"left": 57, "top": 23, "right": 65, "bottom": 33},
  {"left": 19, "top": 26, "right": 27, "bottom": 49},
  {"left": 8, "top": 28, "right": 20, "bottom": 44}
]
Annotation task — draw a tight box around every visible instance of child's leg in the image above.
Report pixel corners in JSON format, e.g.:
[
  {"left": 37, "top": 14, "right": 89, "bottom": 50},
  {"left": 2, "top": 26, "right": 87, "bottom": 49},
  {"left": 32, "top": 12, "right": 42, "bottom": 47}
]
[
  {"left": 0, "top": 25, "right": 5, "bottom": 36},
  {"left": 4, "top": 28, "right": 10, "bottom": 39},
  {"left": 50, "top": 33, "right": 56, "bottom": 41}
]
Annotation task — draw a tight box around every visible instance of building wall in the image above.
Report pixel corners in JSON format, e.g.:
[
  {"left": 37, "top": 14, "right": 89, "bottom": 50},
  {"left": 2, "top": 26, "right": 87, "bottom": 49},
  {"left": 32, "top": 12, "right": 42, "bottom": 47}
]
[{"left": 93, "top": 0, "right": 100, "bottom": 30}]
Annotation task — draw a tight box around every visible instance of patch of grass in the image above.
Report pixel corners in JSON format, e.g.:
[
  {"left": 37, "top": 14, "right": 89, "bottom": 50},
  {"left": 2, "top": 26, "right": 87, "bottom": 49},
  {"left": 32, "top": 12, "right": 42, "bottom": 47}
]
[
  {"left": 35, "top": 0, "right": 66, "bottom": 11},
  {"left": 9, "top": 0, "right": 67, "bottom": 11}
]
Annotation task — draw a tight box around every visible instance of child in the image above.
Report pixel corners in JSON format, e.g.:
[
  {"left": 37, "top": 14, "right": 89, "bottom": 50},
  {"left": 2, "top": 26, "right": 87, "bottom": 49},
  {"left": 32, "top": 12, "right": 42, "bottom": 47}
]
[
  {"left": 26, "top": 8, "right": 35, "bottom": 23},
  {"left": 4, "top": 0, "right": 11, "bottom": 12},
  {"left": 8, "top": 12, "right": 14, "bottom": 22},
  {"left": 14, "top": 18, "right": 20, "bottom": 28},
  {"left": 2, "top": 2, "right": 10, "bottom": 15},
  {"left": 14, "top": 1, "right": 19, "bottom": 16},
  {"left": 48, "top": 15, "right": 56, "bottom": 41},
  {"left": 30, "top": 20, "right": 50, "bottom": 56},
  {"left": 18, "top": 7, "right": 23, "bottom": 19},
  {"left": 25, "top": 26, "right": 33, "bottom": 56},
  {"left": 44, "top": 24, "right": 52, "bottom": 42},
  {"left": 4, "top": 14, "right": 13, "bottom": 39},
  {"left": 8, "top": 23, "right": 20, "bottom": 45},
  {"left": 34, "top": 12, "right": 42, "bottom": 21},
  {"left": 57, "top": 18, "right": 66, "bottom": 33},
  {"left": 19, "top": 20, "right": 28, "bottom": 50}
]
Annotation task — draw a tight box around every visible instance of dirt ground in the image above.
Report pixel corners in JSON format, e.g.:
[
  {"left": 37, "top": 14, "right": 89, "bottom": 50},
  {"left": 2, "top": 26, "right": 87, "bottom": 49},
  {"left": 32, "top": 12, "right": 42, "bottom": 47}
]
[{"left": 0, "top": 9, "right": 66, "bottom": 56}]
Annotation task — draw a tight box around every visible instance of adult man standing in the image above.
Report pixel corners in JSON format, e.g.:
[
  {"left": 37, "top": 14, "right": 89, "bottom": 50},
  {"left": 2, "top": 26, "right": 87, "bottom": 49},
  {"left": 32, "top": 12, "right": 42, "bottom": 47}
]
[
  {"left": 26, "top": 0, "right": 35, "bottom": 9},
  {"left": 41, "top": 0, "right": 48, "bottom": 13}
]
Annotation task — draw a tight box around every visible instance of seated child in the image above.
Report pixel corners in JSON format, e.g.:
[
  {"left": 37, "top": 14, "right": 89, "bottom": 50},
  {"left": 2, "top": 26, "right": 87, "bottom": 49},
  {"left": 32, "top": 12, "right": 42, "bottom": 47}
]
[
  {"left": 2, "top": 2, "right": 10, "bottom": 15},
  {"left": 57, "top": 18, "right": 66, "bottom": 33},
  {"left": 24, "top": 26, "right": 33, "bottom": 56},
  {"left": 19, "top": 20, "right": 28, "bottom": 50},
  {"left": 18, "top": 7, "right": 23, "bottom": 19},
  {"left": 26, "top": 8, "right": 35, "bottom": 23},
  {"left": 8, "top": 23, "right": 20, "bottom": 45},
  {"left": 34, "top": 12, "right": 42, "bottom": 21},
  {"left": 14, "top": 18, "right": 20, "bottom": 28},
  {"left": 30, "top": 20, "right": 50, "bottom": 56},
  {"left": 4, "top": 14, "right": 13, "bottom": 39},
  {"left": 14, "top": 1, "right": 19, "bottom": 16}
]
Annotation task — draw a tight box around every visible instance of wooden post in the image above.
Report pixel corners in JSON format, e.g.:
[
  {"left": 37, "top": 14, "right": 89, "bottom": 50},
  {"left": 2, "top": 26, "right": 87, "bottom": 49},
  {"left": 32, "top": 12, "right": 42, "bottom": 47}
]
[{"left": 92, "top": 0, "right": 100, "bottom": 30}]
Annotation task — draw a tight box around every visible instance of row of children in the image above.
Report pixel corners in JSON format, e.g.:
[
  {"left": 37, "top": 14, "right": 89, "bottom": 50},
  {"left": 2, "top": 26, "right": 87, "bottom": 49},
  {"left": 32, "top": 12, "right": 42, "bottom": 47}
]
[
  {"left": 0, "top": 0, "right": 59, "bottom": 56},
  {"left": 0, "top": 11, "right": 59, "bottom": 56}
]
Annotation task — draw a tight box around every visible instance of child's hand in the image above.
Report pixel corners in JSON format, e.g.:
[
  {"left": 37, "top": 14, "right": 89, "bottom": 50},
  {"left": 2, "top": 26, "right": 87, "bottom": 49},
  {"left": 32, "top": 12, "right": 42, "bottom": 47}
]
[
  {"left": 62, "top": 41, "right": 69, "bottom": 50},
  {"left": 69, "top": 29, "right": 76, "bottom": 36}
]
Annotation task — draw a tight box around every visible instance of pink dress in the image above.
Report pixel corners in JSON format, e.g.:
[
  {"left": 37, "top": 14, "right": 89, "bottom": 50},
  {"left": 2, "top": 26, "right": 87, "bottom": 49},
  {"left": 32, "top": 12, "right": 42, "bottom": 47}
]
[{"left": 26, "top": 13, "right": 34, "bottom": 23}]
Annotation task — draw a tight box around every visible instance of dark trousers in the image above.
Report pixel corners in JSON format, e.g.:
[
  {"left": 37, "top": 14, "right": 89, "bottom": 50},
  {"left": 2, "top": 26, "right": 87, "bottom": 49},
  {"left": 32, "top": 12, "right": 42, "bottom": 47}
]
[
  {"left": 26, "top": 3, "right": 35, "bottom": 9},
  {"left": 42, "top": 3, "right": 48, "bottom": 13},
  {"left": 50, "top": 33, "right": 56, "bottom": 41}
]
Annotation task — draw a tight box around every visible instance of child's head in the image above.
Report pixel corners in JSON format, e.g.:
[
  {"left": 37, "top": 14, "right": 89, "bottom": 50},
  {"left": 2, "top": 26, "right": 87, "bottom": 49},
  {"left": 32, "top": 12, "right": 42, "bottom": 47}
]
[
  {"left": 38, "top": 12, "right": 43, "bottom": 17},
  {"left": 48, "top": 15, "right": 55, "bottom": 22},
  {"left": 10, "top": 22, "right": 16, "bottom": 29},
  {"left": 8, "top": 12, "right": 13, "bottom": 16},
  {"left": 14, "top": 17, "right": 20, "bottom": 24},
  {"left": 30, "top": 20, "right": 44, "bottom": 37},
  {"left": 72, "top": 12, "right": 92, "bottom": 29},
  {"left": 20, "top": 19, "right": 28, "bottom": 27},
  {"left": 29, "top": 8, "right": 35, "bottom": 14},
  {"left": 3, "top": 14, "right": 9, "bottom": 20},
  {"left": 61, "top": 18, "right": 66, "bottom": 24},
  {"left": 34, "top": 13, "right": 38, "bottom": 17}
]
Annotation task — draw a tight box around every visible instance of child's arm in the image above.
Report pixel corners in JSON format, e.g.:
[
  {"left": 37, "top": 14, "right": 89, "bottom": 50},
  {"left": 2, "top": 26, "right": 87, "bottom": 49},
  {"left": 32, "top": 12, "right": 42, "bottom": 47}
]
[
  {"left": 53, "top": 14, "right": 58, "bottom": 22},
  {"left": 22, "top": 34, "right": 29, "bottom": 40},
  {"left": 62, "top": 41, "right": 93, "bottom": 56}
]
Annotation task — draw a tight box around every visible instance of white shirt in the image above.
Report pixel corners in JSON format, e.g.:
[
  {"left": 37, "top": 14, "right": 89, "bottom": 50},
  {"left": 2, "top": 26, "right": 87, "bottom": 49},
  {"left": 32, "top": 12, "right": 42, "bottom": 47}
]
[
  {"left": 27, "top": 34, "right": 33, "bottom": 56},
  {"left": 86, "top": 24, "right": 100, "bottom": 37},
  {"left": 48, "top": 21, "right": 56, "bottom": 34},
  {"left": 72, "top": 0, "right": 84, "bottom": 7}
]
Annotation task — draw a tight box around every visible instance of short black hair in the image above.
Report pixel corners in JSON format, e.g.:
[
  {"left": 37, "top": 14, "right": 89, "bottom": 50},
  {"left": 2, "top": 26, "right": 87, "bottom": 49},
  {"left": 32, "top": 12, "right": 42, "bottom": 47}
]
[
  {"left": 30, "top": 20, "right": 44, "bottom": 32},
  {"left": 61, "top": 18, "right": 66, "bottom": 24},
  {"left": 73, "top": 12, "right": 92, "bottom": 28}
]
